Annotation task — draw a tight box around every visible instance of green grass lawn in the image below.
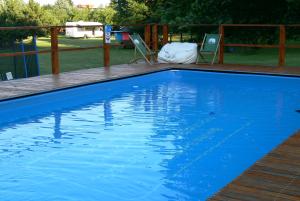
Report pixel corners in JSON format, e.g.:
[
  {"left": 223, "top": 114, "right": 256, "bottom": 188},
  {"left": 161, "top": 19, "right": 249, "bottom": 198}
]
[
  {"left": 23, "top": 36, "right": 300, "bottom": 75},
  {"left": 36, "top": 36, "right": 136, "bottom": 75},
  {"left": 36, "top": 36, "right": 300, "bottom": 75},
  {"left": 38, "top": 48, "right": 136, "bottom": 75},
  {"left": 224, "top": 47, "right": 300, "bottom": 67}
]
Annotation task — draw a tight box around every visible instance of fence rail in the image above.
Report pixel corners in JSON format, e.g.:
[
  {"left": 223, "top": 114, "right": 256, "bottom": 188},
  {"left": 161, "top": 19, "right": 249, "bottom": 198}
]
[{"left": 0, "top": 24, "right": 300, "bottom": 78}]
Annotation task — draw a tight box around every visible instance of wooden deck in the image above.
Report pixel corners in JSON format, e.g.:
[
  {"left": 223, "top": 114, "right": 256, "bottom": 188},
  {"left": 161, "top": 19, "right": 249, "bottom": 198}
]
[
  {"left": 209, "top": 131, "right": 300, "bottom": 201},
  {"left": 1, "top": 63, "right": 300, "bottom": 200},
  {"left": 1, "top": 63, "right": 300, "bottom": 101},
  {"left": 0, "top": 63, "right": 168, "bottom": 101}
]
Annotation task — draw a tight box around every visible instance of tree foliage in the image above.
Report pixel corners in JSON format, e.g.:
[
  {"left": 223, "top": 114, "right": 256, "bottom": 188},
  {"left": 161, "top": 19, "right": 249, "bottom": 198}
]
[
  {"left": 1, "top": 0, "right": 299, "bottom": 27},
  {"left": 0, "top": 0, "right": 300, "bottom": 33},
  {"left": 89, "top": 7, "right": 116, "bottom": 24},
  {"left": 52, "top": 0, "right": 75, "bottom": 24},
  {"left": 0, "top": 0, "right": 40, "bottom": 44},
  {"left": 152, "top": 0, "right": 296, "bottom": 25},
  {"left": 111, "top": 0, "right": 149, "bottom": 24}
]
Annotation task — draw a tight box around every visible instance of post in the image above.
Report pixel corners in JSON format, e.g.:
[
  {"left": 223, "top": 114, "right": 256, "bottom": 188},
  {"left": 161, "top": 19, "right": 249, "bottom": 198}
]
[
  {"left": 103, "top": 44, "right": 110, "bottom": 67},
  {"left": 218, "top": 25, "right": 224, "bottom": 64},
  {"left": 51, "top": 27, "right": 59, "bottom": 74},
  {"left": 278, "top": 25, "right": 286, "bottom": 67},
  {"left": 152, "top": 24, "right": 158, "bottom": 60},
  {"left": 144, "top": 24, "right": 151, "bottom": 48},
  {"left": 103, "top": 25, "right": 110, "bottom": 67},
  {"left": 162, "top": 24, "right": 169, "bottom": 45}
]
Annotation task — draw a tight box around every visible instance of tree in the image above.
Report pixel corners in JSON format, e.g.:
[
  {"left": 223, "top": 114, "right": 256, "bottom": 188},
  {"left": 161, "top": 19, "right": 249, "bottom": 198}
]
[
  {"left": 286, "top": 0, "right": 300, "bottom": 24},
  {"left": 73, "top": 7, "right": 90, "bottom": 21},
  {"left": 155, "top": 0, "right": 194, "bottom": 25},
  {"left": 24, "top": 0, "right": 45, "bottom": 25},
  {"left": 0, "top": 0, "right": 61, "bottom": 45},
  {"left": 89, "top": 7, "right": 116, "bottom": 24},
  {"left": 111, "top": 0, "right": 149, "bottom": 24},
  {"left": 0, "top": 0, "right": 34, "bottom": 44},
  {"left": 189, "top": 0, "right": 231, "bottom": 24},
  {"left": 229, "top": 0, "right": 287, "bottom": 24},
  {"left": 52, "top": 0, "right": 75, "bottom": 24},
  {"left": 40, "top": 7, "right": 60, "bottom": 26}
]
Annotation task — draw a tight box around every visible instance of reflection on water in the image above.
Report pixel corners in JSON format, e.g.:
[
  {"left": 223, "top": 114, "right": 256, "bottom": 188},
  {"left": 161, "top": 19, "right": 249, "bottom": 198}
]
[
  {"left": 0, "top": 70, "right": 300, "bottom": 201},
  {"left": 104, "top": 101, "right": 113, "bottom": 127},
  {"left": 54, "top": 112, "right": 63, "bottom": 139}
]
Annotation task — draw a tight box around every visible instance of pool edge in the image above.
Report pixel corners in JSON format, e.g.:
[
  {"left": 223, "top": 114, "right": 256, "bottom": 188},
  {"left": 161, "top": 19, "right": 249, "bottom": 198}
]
[{"left": 1, "top": 64, "right": 300, "bottom": 103}]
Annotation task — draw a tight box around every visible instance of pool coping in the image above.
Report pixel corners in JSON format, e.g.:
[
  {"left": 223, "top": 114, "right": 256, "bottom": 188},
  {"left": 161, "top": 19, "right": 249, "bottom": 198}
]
[{"left": 1, "top": 63, "right": 300, "bottom": 102}]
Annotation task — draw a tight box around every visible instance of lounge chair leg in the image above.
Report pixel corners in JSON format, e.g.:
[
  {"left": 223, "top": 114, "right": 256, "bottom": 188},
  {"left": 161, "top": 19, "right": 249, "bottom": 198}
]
[
  {"left": 129, "top": 33, "right": 156, "bottom": 65},
  {"left": 211, "top": 52, "right": 217, "bottom": 65},
  {"left": 134, "top": 47, "right": 137, "bottom": 61},
  {"left": 198, "top": 33, "right": 221, "bottom": 65}
]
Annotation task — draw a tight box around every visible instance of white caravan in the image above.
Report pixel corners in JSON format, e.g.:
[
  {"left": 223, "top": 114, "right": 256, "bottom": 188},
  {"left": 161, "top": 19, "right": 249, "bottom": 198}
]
[{"left": 65, "top": 21, "right": 103, "bottom": 38}]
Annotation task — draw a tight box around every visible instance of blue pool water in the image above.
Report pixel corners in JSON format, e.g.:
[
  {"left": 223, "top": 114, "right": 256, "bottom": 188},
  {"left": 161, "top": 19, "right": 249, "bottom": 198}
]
[{"left": 0, "top": 70, "right": 300, "bottom": 201}]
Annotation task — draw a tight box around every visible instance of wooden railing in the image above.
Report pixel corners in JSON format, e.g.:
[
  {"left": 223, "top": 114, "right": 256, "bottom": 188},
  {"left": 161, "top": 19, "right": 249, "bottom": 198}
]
[
  {"left": 160, "top": 24, "right": 300, "bottom": 67},
  {"left": 0, "top": 24, "right": 299, "bottom": 77},
  {"left": 0, "top": 25, "right": 105, "bottom": 75},
  {"left": 217, "top": 24, "right": 300, "bottom": 66}
]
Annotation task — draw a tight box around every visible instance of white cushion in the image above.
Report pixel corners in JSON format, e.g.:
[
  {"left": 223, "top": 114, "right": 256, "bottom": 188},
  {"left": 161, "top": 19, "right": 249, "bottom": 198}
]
[{"left": 158, "top": 42, "right": 197, "bottom": 64}]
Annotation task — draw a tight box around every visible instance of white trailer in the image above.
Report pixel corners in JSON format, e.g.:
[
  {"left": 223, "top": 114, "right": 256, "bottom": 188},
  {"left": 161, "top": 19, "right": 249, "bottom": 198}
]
[{"left": 65, "top": 21, "right": 103, "bottom": 38}]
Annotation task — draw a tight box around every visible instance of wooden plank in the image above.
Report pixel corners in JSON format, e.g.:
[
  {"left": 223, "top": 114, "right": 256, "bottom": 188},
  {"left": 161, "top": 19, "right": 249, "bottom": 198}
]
[
  {"left": 103, "top": 44, "right": 110, "bottom": 67},
  {"left": 286, "top": 45, "right": 300, "bottom": 48},
  {"left": 167, "top": 24, "right": 219, "bottom": 27},
  {"left": 162, "top": 24, "right": 169, "bottom": 45},
  {"left": 144, "top": 24, "right": 151, "bottom": 48},
  {"left": 144, "top": 24, "right": 151, "bottom": 61},
  {"left": 0, "top": 49, "right": 51, "bottom": 57},
  {"left": 58, "top": 46, "right": 103, "bottom": 52},
  {"left": 218, "top": 25, "right": 224, "bottom": 64},
  {"left": 152, "top": 24, "right": 158, "bottom": 60},
  {"left": 3, "top": 63, "right": 300, "bottom": 101},
  {"left": 223, "top": 24, "right": 280, "bottom": 27},
  {"left": 210, "top": 131, "right": 300, "bottom": 201},
  {"left": 0, "top": 45, "right": 124, "bottom": 58},
  {"left": 0, "top": 26, "right": 47, "bottom": 30},
  {"left": 50, "top": 27, "right": 59, "bottom": 75},
  {"left": 57, "top": 44, "right": 122, "bottom": 52},
  {"left": 224, "top": 44, "right": 279, "bottom": 48},
  {"left": 279, "top": 25, "right": 286, "bottom": 66},
  {"left": 0, "top": 64, "right": 169, "bottom": 101},
  {"left": 285, "top": 24, "right": 300, "bottom": 27}
]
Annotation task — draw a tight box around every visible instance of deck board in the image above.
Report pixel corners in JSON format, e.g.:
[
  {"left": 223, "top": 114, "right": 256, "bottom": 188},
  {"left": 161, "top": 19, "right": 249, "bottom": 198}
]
[
  {"left": 0, "top": 63, "right": 169, "bottom": 100},
  {"left": 209, "top": 131, "right": 300, "bottom": 201},
  {"left": 1, "top": 63, "right": 300, "bottom": 200},
  {"left": 1, "top": 63, "right": 300, "bottom": 101}
]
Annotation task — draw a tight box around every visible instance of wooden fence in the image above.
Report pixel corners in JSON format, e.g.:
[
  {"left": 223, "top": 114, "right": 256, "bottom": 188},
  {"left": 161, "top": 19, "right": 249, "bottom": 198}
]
[
  {"left": 0, "top": 24, "right": 299, "bottom": 76},
  {"left": 218, "top": 24, "right": 300, "bottom": 66}
]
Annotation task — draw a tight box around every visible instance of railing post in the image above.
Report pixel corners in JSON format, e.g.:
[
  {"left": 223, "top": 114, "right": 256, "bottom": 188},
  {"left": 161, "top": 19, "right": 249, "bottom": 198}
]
[
  {"left": 162, "top": 24, "right": 169, "bottom": 45},
  {"left": 279, "top": 25, "right": 286, "bottom": 67},
  {"left": 152, "top": 24, "right": 158, "bottom": 60},
  {"left": 103, "top": 44, "right": 110, "bottom": 67},
  {"left": 218, "top": 24, "right": 224, "bottom": 64},
  {"left": 103, "top": 25, "right": 110, "bottom": 67},
  {"left": 51, "top": 27, "right": 59, "bottom": 74},
  {"left": 144, "top": 24, "right": 151, "bottom": 48}
]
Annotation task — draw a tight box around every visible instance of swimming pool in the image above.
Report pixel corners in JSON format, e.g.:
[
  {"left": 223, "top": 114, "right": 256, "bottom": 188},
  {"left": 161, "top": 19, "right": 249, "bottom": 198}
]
[{"left": 0, "top": 69, "right": 300, "bottom": 201}]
